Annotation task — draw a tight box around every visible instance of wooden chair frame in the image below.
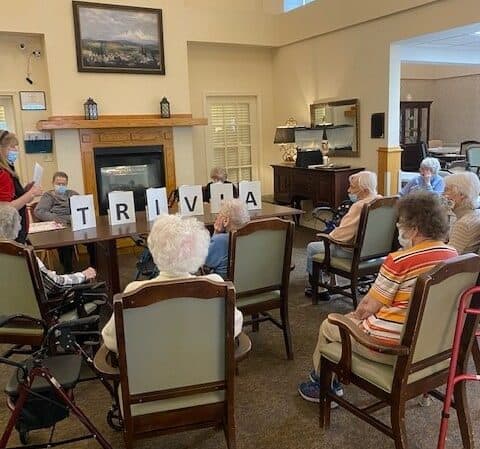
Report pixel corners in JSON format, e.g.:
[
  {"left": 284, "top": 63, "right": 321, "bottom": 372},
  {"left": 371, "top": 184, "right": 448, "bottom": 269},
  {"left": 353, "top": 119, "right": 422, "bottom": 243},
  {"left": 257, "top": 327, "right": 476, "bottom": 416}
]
[
  {"left": 114, "top": 278, "right": 236, "bottom": 449},
  {"left": 0, "top": 241, "right": 50, "bottom": 348},
  {"left": 318, "top": 254, "right": 480, "bottom": 449},
  {"left": 227, "top": 218, "right": 295, "bottom": 360},
  {"left": 311, "top": 197, "right": 398, "bottom": 308}
]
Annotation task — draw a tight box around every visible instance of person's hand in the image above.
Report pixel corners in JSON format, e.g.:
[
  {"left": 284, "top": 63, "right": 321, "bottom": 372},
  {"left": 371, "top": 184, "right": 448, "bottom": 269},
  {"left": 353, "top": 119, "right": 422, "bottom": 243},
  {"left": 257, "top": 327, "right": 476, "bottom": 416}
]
[
  {"left": 352, "top": 298, "right": 371, "bottom": 320},
  {"left": 82, "top": 267, "right": 96, "bottom": 280},
  {"left": 24, "top": 181, "right": 34, "bottom": 191},
  {"left": 422, "top": 170, "right": 432, "bottom": 184},
  {"left": 28, "top": 184, "right": 42, "bottom": 201}
]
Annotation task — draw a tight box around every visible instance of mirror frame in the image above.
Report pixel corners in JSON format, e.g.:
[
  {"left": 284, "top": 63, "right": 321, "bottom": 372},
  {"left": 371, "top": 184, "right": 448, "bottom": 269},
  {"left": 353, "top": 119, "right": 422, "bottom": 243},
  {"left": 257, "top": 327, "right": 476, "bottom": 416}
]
[{"left": 309, "top": 98, "right": 360, "bottom": 157}]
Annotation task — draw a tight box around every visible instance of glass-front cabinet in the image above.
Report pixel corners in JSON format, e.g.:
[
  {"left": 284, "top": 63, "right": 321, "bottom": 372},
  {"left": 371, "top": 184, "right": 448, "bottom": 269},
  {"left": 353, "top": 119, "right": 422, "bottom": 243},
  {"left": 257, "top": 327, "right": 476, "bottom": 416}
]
[{"left": 400, "top": 101, "right": 432, "bottom": 145}]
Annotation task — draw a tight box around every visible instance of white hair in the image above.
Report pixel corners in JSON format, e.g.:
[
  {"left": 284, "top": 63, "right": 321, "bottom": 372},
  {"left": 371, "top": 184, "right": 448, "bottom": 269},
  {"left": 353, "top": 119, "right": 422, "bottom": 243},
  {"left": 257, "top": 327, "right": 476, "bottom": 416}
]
[
  {"left": 147, "top": 214, "right": 210, "bottom": 275},
  {"left": 218, "top": 199, "right": 250, "bottom": 231},
  {"left": 445, "top": 172, "right": 480, "bottom": 209},
  {"left": 210, "top": 167, "right": 227, "bottom": 182},
  {"left": 349, "top": 171, "right": 377, "bottom": 194},
  {"left": 420, "top": 157, "right": 441, "bottom": 175},
  {"left": 0, "top": 205, "right": 21, "bottom": 240}
]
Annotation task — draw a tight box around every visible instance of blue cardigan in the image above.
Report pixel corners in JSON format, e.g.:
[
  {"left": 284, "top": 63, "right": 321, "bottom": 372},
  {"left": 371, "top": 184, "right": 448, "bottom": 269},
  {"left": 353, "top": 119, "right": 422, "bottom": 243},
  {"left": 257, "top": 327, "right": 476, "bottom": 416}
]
[{"left": 400, "top": 174, "right": 445, "bottom": 196}]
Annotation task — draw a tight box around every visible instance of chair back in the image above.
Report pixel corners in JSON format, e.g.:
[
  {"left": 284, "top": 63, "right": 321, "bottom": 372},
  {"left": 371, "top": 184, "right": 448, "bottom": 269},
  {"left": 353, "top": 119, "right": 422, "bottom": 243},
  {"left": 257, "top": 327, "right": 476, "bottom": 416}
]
[
  {"left": 466, "top": 146, "right": 480, "bottom": 169},
  {"left": 0, "top": 240, "right": 46, "bottom": 319},
  {"left": 460, "top": 140, "right": 480, "bottom": 155},
  {"left": 355, "top": 197, "right": 398, "bottom": 261},
  {"left": 227, "top": 218, "right": 294, "bottom": 295},
  {"left": 397, "top": 254, "right": 480, "bottom": 384},
  {"left": 400, "top": 142, "right": 427, "bottom": 172},
  {"left": 114, "top": 278, "right": 235, "bottom": 421}
]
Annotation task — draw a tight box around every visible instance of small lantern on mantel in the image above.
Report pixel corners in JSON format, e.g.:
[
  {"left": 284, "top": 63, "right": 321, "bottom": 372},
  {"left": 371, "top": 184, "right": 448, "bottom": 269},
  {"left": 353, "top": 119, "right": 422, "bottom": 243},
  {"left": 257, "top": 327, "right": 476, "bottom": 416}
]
[
  {"left": 160, "top": 97, "right": 170, "bottom": 118},
  {"left": 84, "top": 97, "right": 98, "bottom": 120}
]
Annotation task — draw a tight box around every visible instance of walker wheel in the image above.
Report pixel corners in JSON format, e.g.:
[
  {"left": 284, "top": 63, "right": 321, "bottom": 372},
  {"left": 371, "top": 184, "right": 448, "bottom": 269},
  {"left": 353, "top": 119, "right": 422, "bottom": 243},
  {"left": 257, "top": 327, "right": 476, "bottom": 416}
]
[
  {"left": 19, "top": 429, "right": 29, "bottom": 445},
  {"left": 107, "top": 407, "right": 123, "bottom": 431}
]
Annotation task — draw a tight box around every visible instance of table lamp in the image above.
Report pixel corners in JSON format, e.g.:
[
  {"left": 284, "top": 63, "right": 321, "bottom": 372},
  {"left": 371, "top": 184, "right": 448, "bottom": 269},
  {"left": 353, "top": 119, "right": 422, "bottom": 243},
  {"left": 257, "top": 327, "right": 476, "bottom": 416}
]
[{"left": 274, "top": 122, "right": 297, "bottom": 163}]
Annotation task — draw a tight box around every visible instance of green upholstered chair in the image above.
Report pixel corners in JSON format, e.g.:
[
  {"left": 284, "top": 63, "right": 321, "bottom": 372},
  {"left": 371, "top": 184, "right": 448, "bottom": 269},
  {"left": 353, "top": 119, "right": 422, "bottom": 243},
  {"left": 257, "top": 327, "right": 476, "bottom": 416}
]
[
  {"left": 318, "top": 254, "right": 480, "bottom": 449},
  {"left": 114, "top": 278, "right": 236, "bottom": 449},
  {"left": 466, "top": 146, "right": 480, "bottom": 175},
  {"left": 0, "top": 240, "right": 99, "bottom": 351},
  {"left": 227, "top": 217, "right": 295, "bottom": 360},
  {"left": 311, "top": 196, "right": 398, "bottom": 307}
]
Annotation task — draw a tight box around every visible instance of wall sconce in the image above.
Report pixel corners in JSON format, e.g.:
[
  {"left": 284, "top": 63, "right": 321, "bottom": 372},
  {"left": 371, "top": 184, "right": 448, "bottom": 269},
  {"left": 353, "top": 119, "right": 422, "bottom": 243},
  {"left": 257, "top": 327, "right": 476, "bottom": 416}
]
[{"left": 274, "top": 118, "right": 297, "bottom": 163}]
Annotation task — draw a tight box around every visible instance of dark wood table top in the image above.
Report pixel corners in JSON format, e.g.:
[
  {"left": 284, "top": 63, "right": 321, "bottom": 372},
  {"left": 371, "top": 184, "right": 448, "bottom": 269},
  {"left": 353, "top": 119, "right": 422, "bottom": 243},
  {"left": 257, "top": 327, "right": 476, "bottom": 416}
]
[{"left": 28, "top": 202, "right": 304, "bottom": 250}]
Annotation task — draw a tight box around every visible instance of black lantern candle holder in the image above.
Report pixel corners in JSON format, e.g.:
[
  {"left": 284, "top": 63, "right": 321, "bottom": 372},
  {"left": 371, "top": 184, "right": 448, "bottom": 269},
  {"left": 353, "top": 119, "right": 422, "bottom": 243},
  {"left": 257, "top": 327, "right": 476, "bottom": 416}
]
[
  {"left": 84, "top": 97, "right": 98, "bottom": 120},
  {"left": 160, "top": 97, "right": 170, "bottom": 118}
]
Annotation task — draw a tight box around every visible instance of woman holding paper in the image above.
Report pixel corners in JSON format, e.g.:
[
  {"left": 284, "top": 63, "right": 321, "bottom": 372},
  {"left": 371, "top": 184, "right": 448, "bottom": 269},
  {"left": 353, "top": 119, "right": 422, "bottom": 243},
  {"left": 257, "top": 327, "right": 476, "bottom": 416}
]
[{"left": 0, "top": 130, "right": 42, "bottom": 243}]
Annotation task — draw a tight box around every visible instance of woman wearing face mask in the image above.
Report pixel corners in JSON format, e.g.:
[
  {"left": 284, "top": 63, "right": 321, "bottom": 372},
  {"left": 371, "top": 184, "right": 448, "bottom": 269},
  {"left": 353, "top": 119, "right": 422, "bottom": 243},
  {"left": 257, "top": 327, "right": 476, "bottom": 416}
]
[
  {"left": 299, "top": 191, "right": 457, "bottom": 403},
  {"left": 305, "top": 171, "right": 381, "bottom": 298},
  {"left": 443, "top": 172, "right": 480, "bottom": 254},
  {"left": 399, "top": 157, "right": 444, "bottom": 197},
  {"left": 0, "top": 130, "right": 42, "bottom": 243}
]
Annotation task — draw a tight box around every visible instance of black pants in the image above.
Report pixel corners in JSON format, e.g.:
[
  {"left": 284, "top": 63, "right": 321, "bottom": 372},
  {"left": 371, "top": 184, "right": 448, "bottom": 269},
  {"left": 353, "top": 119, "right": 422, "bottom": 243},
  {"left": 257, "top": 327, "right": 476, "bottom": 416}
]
[{"left": 57, "top": 244, "right": 96, "bottom": 274}]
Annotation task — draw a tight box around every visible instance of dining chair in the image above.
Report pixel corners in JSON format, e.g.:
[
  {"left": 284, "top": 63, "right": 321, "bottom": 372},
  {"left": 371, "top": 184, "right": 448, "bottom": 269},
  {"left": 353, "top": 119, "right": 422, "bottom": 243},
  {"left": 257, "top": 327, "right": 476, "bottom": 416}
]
[
  {"left": 227, "top": 217, "right": 295, "bottom": 359},
  {"left": 318, "top": 254, "right": 480, "bottom": 449},
  {"left": 114, "top": 278, "right": 236, "bottom": 449},
  {"left": 311, "top": 197, "right": 398, "bottom": 308}
]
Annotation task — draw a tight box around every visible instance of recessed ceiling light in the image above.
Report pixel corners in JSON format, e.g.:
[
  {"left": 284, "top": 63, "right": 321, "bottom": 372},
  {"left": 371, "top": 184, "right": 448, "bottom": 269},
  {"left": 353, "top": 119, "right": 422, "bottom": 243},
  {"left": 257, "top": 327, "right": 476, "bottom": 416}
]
[{"left": 474, "top": 31, "right": 480, "bottom": 35}]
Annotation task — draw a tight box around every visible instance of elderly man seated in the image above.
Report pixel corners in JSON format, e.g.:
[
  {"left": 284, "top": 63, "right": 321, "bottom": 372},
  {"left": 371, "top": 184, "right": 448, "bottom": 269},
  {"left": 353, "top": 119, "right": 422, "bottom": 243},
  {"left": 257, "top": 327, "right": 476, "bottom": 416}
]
[
  {"left": 443, "top": 172, "right": 480, "bottom": 254},
  {"left": 298, "top": 192, "right": 457, "bottom": 404},
  {"left": 400, "top": 157, "right": 444, "bottom": 196},
  {"left": 34, "top": 171, "right": 95, "bottom": 273},
  {"left": 305, "top": 170, "right": 381, "bottom": 299},
  {"left": 203, "top": 199, "right": 250, "bottom": 279},
  {"left": 0, "top": 205, "right": 96, "bottom": 295},
  {"left": 102, "top": 214, "right": 244, "bottom": 353}
]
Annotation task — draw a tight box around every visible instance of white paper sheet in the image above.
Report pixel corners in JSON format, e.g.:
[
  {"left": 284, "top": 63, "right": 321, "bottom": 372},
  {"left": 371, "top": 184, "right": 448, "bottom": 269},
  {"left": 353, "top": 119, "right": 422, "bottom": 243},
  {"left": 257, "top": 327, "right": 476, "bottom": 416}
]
[{"left": 33, "top": 162, "right": 43, "bottom": 185}]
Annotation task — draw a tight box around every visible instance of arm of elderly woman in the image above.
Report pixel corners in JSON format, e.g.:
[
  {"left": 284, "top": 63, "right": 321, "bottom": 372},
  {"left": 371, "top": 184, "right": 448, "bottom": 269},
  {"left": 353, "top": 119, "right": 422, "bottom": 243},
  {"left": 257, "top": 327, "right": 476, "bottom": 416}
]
[
  {"left": 351, "top": 294, "right": 383, "bottom": 320},
  {"left": 328, "top": 200, "right": 365, "bottom": 242}
]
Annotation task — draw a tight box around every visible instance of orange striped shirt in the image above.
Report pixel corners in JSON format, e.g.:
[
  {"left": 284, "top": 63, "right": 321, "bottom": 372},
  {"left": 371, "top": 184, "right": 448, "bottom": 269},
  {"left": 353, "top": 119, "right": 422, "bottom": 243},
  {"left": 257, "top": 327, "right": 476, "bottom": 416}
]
[{"left": 362, "top": 241, "right": 457, "bottom": 345}]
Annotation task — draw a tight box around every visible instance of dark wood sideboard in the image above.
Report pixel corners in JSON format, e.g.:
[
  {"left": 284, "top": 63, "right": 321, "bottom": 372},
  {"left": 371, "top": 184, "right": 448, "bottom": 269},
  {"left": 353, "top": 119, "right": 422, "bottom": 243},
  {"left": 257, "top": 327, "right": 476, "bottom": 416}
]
[{"left": 272, "top": 164, "right": 364, "bottom": 208}]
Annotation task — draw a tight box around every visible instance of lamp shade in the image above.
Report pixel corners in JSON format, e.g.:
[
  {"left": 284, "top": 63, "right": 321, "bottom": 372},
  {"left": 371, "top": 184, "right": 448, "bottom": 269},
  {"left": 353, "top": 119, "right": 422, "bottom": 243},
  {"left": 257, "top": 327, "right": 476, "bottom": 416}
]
[{"left": 274, "top": 127, "right": 295, "bottom": 144}]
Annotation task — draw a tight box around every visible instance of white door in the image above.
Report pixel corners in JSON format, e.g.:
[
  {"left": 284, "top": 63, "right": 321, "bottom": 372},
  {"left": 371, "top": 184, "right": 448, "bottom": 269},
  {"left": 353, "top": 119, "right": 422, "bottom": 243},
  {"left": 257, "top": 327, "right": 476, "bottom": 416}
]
[{"left": 206, "top": 96, "right": 259, "bottom": 183}]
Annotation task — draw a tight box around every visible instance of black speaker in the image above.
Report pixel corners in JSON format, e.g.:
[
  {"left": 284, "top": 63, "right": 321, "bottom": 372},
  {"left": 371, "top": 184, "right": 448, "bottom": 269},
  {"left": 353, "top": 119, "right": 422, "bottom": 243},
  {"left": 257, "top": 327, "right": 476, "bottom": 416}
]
[{"left": 371, "top": 113, "right": 385, "bottom": 139}]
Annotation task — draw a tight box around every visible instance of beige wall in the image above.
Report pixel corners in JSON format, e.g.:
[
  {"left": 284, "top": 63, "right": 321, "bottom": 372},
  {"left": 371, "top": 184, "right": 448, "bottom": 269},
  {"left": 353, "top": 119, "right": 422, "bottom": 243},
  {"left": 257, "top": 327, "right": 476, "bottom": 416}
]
[
  {"left": 0, "top": 33, "right": 57, "bottom": 185},
  {"left": 402, "top": 62, "right": 480, "bottom": 79},
  {"left": 188, "top": 43, "right": 275, "bottom": 191},
  {"left": 272, "top": 0, "right": 480, "bottom": 179}
]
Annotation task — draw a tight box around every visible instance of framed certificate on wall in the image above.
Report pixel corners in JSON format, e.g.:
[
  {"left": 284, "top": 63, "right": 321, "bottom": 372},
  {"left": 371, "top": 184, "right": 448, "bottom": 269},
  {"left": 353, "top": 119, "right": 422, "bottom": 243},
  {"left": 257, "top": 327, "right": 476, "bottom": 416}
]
[{"left": 19, "top": 91, "right": 47, "bottom": 111}]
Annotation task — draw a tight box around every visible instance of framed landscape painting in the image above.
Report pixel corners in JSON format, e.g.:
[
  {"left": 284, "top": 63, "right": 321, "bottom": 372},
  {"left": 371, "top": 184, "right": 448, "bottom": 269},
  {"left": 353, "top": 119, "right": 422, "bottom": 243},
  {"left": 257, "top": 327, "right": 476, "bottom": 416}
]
[{"left": 73, "top": 1, "right": 165, "bottom": 74}]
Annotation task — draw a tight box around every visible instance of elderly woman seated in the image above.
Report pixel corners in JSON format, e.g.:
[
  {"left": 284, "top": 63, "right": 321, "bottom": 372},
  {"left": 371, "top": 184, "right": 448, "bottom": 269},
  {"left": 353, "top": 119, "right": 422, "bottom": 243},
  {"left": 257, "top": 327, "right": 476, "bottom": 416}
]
[
  {"left": 305, "top": 170, "right": 381, "bottom": 298},
  {"left": 400, "top": 157, "right": 444, "bottom": 196},
  {"left": 102, "top": 214, "right": 244, "bottom": 353},
  {"left": 298, "top": 191, "right": 458, "bottom": 403},
  {"left": 444, "top": 171, "right": 480, "bottom": 254},
  {"left": 0, "top": 205, "right": 97, "bottom": 295},
  {"left": 203, "top": 199, "right": 250, "bottom": 279},
  {"left": 203, "top": 167, "right": 238, "bottom": 203}
]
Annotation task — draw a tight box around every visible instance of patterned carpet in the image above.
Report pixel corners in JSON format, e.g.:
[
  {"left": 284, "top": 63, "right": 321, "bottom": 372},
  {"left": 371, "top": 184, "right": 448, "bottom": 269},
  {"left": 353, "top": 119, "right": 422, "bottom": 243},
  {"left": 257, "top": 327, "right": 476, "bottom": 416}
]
[{"left": 0, "top": 226, "right": 479, "bottom": 449}]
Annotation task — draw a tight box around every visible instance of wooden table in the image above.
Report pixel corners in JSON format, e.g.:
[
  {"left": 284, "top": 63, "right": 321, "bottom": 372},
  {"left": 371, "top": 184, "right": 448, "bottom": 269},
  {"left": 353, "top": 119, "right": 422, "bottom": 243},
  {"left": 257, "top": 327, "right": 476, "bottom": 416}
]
[
  {"left": 272, "top": 164, "right": 364, "bottom": 209},
  {"left": 28, "top": 203, "right": 303, "bottom": 298}
]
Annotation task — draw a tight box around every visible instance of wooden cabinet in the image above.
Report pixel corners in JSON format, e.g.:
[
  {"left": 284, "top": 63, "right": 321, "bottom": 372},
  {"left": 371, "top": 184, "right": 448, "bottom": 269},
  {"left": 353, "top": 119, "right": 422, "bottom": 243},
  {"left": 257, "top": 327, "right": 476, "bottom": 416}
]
[
  {"left": 400, "top": 101, "right": 432, "bottom": 145},
  {"left": 272, "top": 165, "right": 364, "bottom": 208}
]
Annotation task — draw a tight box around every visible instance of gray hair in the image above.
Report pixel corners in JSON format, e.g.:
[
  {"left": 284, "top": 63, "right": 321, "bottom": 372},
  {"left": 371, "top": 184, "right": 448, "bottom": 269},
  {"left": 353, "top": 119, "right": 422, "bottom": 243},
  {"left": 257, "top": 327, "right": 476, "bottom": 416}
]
[
  {"left": 445, "top": 172, "right": 480, "bottom": 209},
  {"left": 210, "top": 167, "right": 228, "bottom": 182},
  {"left": 218, "top": 199, "right": 250, "bottom": 232},
  {"left": 349, "top": 171, "right": 377, "bottom": 195},
  {"left": 147, "top": 214, "right": 210, "bottom": 275},
  {"left": 0, "top": 205, "right": 21, "bottom": 240},
  {"left": 420, "top": 157, "right": 441, "bottom": 175}
]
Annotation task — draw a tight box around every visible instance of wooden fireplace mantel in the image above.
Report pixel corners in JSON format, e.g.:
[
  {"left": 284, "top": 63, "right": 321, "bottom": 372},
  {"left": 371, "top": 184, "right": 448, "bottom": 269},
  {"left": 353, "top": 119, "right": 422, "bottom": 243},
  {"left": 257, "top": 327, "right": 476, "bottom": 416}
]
[{"left": 37, "top": 114, "right": 207, "bottom": 130}]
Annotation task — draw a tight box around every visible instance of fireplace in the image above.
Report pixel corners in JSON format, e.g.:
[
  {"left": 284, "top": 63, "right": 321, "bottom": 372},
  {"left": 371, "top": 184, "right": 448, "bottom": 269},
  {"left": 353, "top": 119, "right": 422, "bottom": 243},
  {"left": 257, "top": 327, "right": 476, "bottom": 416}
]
[{"left": 94, "top": 146, "right": 165, "bottom": 215}]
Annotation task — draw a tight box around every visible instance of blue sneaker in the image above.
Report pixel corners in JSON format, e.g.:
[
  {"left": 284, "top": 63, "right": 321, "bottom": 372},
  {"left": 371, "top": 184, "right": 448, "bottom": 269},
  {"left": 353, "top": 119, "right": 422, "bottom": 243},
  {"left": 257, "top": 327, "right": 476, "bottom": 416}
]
[
  {"left": 298, "top": 381, "right": 339, "bottom": 408},
  {"left": 308, "top": 371, "right": 344, "bottom": 397}
]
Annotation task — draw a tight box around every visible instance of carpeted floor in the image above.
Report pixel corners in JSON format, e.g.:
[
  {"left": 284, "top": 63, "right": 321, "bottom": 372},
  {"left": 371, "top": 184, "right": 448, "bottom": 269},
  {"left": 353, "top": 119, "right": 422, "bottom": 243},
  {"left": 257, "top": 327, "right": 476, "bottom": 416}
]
[{"left": 1, "top": 226, "right": 479, "bottom": 449}]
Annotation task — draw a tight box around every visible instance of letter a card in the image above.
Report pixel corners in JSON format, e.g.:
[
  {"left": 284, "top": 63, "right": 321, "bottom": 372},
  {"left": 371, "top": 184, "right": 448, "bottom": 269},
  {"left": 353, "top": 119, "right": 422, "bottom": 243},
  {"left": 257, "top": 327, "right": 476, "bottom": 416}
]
[{"left": 239, "top": 181, "right": 262, "bottom": 210}]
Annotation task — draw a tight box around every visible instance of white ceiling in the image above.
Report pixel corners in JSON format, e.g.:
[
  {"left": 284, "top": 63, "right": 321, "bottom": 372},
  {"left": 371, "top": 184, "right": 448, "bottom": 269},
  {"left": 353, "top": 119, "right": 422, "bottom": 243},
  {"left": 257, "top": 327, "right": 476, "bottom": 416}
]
[{"left": 397, "top": 23, "right": 480, "bottom": 64}]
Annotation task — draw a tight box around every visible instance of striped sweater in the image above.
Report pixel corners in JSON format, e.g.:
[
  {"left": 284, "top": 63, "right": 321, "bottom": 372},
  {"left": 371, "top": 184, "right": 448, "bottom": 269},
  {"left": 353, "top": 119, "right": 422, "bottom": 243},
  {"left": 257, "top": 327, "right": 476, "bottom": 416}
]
[{"left": 362, "top": 241, "right": 458, "bottom": 344}]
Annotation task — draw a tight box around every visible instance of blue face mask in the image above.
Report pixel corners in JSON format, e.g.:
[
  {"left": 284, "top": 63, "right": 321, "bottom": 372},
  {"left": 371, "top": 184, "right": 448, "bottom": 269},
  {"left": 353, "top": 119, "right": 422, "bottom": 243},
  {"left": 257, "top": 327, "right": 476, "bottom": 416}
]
[
  {"left": 6, "top": 150, "right": 18, "bottom": 165},
  {"left": 348, "top": 193, "right": 358, "bottom": 203},
  {"left": 54, "top": 185, "right": 67, "bottom": 195}
]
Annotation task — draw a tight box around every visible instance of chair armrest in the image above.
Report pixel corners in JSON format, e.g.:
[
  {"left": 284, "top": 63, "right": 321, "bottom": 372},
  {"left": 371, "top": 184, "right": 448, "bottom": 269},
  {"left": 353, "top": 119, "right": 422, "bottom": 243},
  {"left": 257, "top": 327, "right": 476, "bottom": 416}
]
[
  {"left": 315, "top": 233, "right": 355, "bottom": 249},
  {"left": 328, "top": 314, "right": 409, "bottom": 356}
]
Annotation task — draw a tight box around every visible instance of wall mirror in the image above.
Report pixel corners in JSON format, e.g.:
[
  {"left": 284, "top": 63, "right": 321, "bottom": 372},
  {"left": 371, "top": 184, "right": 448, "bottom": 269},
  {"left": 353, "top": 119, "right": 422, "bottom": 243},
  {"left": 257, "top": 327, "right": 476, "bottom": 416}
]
[{"left": 309, "top": 98, "right": 359, "bottom": 157}]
